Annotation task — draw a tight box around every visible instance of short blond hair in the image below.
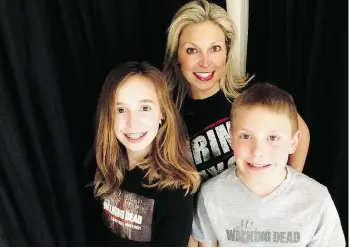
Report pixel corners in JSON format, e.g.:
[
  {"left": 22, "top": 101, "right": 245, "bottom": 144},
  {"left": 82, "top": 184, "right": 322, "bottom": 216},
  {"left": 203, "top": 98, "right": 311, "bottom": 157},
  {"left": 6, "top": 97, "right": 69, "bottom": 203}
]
[
  {"left": 163, "top": 0, "right": 248, "bottom": 109},
  {"left": 231, "top": 83, "right": 299, "bottom": 135}
]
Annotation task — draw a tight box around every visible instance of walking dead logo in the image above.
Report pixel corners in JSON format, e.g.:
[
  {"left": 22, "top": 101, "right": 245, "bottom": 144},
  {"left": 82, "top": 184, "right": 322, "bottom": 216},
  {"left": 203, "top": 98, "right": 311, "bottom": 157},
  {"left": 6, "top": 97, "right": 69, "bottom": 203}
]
[{"left": 102, "top": 190, "right": 154, "bottom": 242}]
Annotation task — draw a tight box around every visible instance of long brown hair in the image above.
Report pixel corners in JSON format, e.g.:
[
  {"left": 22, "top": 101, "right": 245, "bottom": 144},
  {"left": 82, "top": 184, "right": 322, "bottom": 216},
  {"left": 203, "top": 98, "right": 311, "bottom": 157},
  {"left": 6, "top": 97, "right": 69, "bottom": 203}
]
[{"left": 94, "top": 61, "right": 200, "bottom": 197}]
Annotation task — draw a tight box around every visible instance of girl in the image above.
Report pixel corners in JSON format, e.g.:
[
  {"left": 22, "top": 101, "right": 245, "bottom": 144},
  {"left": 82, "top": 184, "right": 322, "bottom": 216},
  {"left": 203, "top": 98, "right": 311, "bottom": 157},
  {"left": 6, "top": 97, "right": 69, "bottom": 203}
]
[{"left": 93, "top": 61, "right": 200, "bottom": 246}]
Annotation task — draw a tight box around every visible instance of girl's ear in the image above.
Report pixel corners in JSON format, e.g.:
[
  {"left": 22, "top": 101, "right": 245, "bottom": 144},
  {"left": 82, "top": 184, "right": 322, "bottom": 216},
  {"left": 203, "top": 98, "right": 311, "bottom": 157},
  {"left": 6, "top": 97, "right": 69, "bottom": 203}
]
[
  {"left": 159, "top": 114, "right": 164, "bottom": 125},
  {"left": 289, "top": 130, "right": 301, "bottom": 154}
]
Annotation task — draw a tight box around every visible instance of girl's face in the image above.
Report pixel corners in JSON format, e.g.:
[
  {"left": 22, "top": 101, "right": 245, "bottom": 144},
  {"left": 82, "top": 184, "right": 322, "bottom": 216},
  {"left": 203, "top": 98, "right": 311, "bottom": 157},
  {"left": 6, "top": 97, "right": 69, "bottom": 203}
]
[
  {"left": 177, "top": 21, "right": 227, "bottom": 99},
  {"left": 114, "top": 75, "right": 162, "bottom": 156}
]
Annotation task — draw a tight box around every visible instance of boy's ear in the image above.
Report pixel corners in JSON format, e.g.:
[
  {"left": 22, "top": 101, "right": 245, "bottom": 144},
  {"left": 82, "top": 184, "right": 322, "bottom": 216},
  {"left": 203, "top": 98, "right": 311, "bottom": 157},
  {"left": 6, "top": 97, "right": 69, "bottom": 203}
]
[{"left": 289, "top": 130, "right": 301, "bottom": 154}]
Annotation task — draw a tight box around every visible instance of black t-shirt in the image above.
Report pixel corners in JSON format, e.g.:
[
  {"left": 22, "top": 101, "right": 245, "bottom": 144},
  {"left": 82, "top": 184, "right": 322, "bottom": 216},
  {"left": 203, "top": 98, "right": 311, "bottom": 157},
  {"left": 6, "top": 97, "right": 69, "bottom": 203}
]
[
  {"left": 98, "top": 166, "right": 193, "bottom": 247},
  {"left": 180, "top": 90, "right": 234, "bottom": 181}
]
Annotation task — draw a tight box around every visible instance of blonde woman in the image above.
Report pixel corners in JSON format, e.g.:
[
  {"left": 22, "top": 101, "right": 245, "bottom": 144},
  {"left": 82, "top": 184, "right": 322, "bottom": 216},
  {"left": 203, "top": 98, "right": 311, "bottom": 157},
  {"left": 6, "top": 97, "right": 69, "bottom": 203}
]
[
  {"left": 163, "top": 0, "right": 310, "bottom": 182},
  {"left": 93, "top": 61, "right": 200, "bottom": 246}
]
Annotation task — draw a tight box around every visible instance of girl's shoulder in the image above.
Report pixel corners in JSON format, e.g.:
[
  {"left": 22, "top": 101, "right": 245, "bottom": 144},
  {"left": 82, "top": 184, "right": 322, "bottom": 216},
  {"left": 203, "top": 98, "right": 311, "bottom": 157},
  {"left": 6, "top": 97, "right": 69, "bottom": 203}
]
[{"left": 160, "top": 186, "right": 193, "bottom": 201}]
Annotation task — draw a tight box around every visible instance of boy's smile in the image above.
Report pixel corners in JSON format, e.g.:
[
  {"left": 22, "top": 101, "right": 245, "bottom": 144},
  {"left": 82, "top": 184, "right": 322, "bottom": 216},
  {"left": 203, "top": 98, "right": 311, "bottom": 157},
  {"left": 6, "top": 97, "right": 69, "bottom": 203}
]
[{"left": 245, "top": 162, "right": 271, "bottom": 171}]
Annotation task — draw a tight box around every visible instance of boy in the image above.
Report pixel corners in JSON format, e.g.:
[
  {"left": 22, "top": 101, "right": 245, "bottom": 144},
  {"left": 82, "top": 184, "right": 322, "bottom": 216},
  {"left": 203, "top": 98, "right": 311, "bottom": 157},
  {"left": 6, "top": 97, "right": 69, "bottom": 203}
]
[{"left": 192, "top": 83, "right": 345, "bottom": 247}]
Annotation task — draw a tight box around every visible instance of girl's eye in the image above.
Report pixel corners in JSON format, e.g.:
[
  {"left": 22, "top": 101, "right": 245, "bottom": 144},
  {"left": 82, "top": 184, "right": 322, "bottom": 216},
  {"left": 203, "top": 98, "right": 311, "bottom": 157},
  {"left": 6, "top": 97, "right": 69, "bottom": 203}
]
[
  {"left": 186, "top": 48, "right": 197, "bottom": 54},
  {"left": 268, "top": 135, "right": 280, "bottom": 141},
  {"left": 141, "top": 106, "right": 151, "bottom": 112},
  {"left": 117, "top": 108, "right": 125, "bottom": 114},
  {"left": 240, "top": 134, "right": 252, "bottom": 139},
  {"left": 211, "top": 45, "right": 221, "bottom": 52}
]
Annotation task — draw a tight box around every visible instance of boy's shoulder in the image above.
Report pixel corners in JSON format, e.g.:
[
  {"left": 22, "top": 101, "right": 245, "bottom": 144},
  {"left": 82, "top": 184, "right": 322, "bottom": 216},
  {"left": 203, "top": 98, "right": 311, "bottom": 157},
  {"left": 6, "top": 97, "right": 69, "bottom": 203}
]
[
  {"left": 289, "top": 166, "right": 329, "bottom": 196},
  {"left": 200, "top": 167, "right": 237, "bottom": 194}
]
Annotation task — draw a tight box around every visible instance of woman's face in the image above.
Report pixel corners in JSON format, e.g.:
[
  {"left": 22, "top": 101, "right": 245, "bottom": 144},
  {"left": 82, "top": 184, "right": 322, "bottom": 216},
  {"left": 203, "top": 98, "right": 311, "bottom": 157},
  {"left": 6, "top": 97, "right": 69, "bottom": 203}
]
[{"left": 177, "top": 21, "right": 227, "bottom": 99}]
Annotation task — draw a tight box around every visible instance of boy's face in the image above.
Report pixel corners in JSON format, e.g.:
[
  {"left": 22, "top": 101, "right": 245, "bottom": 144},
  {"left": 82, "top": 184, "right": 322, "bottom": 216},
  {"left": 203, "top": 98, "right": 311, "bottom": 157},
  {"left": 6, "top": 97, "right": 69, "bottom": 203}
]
[{"left": 230, "top": 106, "right": 300, "bottom": 179}]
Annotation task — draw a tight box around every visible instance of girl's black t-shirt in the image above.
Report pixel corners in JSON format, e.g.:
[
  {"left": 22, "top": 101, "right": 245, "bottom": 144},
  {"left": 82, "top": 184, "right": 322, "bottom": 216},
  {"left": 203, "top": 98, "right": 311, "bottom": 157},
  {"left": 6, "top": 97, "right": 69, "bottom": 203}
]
[{"left": 94, "top": 166, "right": 193, "bottom": 247}]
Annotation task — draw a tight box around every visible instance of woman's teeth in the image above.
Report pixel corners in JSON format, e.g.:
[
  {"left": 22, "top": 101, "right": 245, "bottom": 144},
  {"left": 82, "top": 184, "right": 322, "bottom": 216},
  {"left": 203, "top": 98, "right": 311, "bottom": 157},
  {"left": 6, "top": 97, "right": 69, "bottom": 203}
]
[
  {"left": 195, "top": 72, "right": 213, "bottom": 78},
  {"left": 194, "top": 71, "right": 215, "bottom": 81}
]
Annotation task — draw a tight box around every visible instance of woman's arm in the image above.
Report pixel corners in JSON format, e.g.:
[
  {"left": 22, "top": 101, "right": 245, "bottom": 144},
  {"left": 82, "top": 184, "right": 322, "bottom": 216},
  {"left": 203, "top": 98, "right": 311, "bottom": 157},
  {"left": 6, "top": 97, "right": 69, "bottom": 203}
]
[
  {"left": 289, "top": 113, "right": 310, "bottom": 172},
  {"left": 153, "top": 189, "right": 194, "bottom": 246}
]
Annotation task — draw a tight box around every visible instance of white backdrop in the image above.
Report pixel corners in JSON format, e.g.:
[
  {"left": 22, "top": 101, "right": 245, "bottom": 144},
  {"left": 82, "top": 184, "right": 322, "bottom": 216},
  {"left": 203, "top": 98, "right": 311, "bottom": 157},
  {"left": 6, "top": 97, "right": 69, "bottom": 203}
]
[{"left": 226, "top": 0, "right": 249, "bottom": 78}]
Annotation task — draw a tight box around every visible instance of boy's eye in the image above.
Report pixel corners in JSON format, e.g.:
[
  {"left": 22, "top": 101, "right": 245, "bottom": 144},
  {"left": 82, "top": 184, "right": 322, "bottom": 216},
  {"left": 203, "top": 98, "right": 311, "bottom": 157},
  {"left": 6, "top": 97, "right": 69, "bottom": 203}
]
[
  {"left": 186, "top": 48, "right": 197, "bottom": 54},
  {"left": 240, "top": 134, "right": 252, "bottom": 139},
  {"left": 211, "top": 45, "right": 221, "bottom": 52},
  {"left": 141, "top": 106, "right": 151, "bottom": 112},
  {"left": 117, "top": 108, "right": 125, "bottom": 114},
  {"left": 268, "top": 135, "right": 280, "bottom": 141}
]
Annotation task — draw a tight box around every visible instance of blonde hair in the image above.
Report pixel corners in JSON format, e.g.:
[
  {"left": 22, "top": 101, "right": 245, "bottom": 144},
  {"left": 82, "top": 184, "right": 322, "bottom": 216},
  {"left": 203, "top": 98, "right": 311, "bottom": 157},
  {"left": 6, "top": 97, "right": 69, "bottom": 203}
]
[
  {"left": 94, "top": 61, "right": 200, "bottom": 197},
  {"left": 163, "top": 0, "right": 249, "bottom": 109},
  {"left": 231, "top": 83, "right": 299, "bottom": 135}
]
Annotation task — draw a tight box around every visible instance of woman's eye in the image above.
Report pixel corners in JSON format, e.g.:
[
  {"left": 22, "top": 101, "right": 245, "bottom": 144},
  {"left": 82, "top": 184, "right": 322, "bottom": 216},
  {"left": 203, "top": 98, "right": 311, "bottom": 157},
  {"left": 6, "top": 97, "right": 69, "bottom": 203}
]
[
  {"left": 211, "top": 45, "right": 221, "bottom": 52},
  {"left": 117, "top": 108, "right": 125, "bottom": 114},
  {"left": 268, "top": 135, "right": 280, "bottom": 141},
  {"left": 186, "top": 48, "right": 197, "bottom": 54},
  {"left": 141, "top": 106, "right": 151, "bottom": 112}
]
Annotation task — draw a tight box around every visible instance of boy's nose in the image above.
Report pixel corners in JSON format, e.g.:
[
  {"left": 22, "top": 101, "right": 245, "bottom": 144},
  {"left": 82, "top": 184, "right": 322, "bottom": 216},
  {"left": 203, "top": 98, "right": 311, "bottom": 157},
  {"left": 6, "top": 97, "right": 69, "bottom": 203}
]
[{"left": 252, "top": 140, "right": 265, "bottom": 158}]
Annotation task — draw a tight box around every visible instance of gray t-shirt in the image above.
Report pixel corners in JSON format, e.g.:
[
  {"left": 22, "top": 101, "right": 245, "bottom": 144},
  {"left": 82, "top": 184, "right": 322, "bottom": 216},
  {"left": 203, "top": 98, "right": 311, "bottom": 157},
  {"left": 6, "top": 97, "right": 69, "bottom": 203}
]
[{"left": 192, "top": 166, "right": 345, "bottom": 247}]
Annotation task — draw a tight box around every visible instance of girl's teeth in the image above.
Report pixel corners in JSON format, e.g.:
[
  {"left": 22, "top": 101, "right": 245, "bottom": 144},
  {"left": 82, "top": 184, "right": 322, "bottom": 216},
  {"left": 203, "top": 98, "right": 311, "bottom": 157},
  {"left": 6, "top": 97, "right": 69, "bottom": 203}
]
[{"left": 125, "top": 133, "right": 146, "bottom": 139}]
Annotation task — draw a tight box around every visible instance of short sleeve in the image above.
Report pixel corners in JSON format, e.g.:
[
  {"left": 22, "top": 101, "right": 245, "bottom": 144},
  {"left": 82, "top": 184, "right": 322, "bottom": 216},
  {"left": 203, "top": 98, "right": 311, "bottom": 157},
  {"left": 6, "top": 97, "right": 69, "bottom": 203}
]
[
  {"left": 153, "top": 188, "right": 194, "bottom": 246},
  {"left": 192, "top": 190, "right": 217, "bottom": 243},
  {"left": 307, "top": 190, "right": 346, "bottom": 247}
]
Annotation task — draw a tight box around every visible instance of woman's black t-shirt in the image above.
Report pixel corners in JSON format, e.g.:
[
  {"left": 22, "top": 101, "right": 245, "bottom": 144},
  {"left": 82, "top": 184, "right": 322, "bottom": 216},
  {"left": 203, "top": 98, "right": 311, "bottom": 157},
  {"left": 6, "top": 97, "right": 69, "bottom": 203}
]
[{"left": 180, "top": 90, "right": 235, "bottom": 182}]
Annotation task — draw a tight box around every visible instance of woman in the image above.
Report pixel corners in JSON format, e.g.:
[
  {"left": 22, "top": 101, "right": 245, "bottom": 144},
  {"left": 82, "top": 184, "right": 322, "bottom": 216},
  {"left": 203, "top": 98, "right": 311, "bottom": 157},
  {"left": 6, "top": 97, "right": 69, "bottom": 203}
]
[
  {"left": 93, "top": 61, "right": 200, "bottom": 246},
  {"left": 163, "top": 0, "right": 310, "bottom": 182}
]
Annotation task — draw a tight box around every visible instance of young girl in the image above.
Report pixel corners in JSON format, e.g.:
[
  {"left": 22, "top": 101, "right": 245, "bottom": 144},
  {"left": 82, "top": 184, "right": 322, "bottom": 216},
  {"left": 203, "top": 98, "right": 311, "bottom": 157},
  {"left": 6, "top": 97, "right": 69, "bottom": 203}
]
[{"left": 93, "top": 61, "right": 200, "bottom": 246}]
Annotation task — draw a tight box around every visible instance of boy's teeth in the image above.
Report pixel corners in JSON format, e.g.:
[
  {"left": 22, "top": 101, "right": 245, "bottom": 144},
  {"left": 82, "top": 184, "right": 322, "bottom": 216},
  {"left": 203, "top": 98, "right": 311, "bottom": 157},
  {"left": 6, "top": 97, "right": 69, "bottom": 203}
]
[{"left": 250, "top": 163, "right": 268, "bottom": 167}]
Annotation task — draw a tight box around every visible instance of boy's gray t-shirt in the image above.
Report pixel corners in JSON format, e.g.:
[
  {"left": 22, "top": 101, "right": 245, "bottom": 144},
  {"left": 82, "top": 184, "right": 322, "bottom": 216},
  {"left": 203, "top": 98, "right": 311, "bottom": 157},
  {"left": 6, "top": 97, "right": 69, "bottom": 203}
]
[{"left": 192, "top": 166, "right": 345, "bottom": 247}]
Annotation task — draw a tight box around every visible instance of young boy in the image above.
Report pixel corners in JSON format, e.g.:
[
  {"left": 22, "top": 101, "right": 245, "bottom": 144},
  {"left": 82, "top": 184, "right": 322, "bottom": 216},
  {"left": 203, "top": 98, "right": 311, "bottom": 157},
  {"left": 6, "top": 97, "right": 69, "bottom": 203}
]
[{"left": 192, "top": 83, "right": 345, "bottom": 247}]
